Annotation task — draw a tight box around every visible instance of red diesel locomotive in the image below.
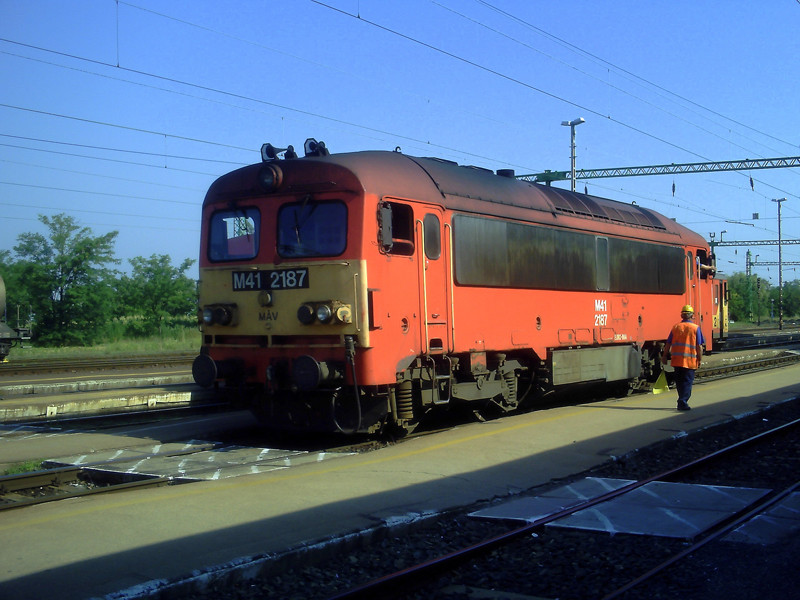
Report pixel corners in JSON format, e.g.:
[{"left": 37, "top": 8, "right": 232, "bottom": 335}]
[{"left": 193, "top": 140, "right": 722, "bottom": 434}]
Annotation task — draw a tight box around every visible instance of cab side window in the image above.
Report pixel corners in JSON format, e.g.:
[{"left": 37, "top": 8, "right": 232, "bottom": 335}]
[
  {"left": 423, "top": 213, "right": 441, "bottom": 260},
  {"left": 378, "top": 201, "right": 414, "bottom": 256}
]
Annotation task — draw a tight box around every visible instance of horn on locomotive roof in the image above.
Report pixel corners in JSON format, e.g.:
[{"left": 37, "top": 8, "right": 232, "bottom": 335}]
[
  {"left": 261, "top": 143, "right": 298, "bottom": 161},
  {"left": 304, "top": 138, "right": 329, "bottom": 157}
]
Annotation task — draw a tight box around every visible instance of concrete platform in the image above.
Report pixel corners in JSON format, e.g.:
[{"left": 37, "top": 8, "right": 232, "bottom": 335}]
[
  {"left": 1, "top": 363, "right": 799, "bottom": 600},
  {"left": 0, "top": 382, "right": 216, "bottom": 423},
  {"left": 0, "top": 363, "right": 202, "bottom": 422}
]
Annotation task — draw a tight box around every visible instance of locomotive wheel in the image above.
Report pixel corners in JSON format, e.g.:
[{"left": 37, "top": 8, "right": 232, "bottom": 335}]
[
  {"left": 383, "top": 418, "right": 419, "bottom": 439},
  {"left": 609, "top": 380, "right": 633, "bottom": 398}
]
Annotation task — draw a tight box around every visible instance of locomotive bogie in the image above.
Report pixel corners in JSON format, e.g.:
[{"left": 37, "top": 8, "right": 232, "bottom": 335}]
[{"left": 194, "top": 147, "right": 722, "bottom": 434}]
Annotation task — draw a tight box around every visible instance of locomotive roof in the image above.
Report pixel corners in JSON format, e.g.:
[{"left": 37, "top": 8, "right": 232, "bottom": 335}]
[
  {"left": 209, "top": 150, "right": 708, "bottom": 248},
  {"left": 325, "top": 151, "right": 708, "bottom": 248}
]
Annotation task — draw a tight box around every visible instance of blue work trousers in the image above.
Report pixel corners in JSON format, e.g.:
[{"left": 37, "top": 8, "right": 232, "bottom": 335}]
[{"left": 673, "top": 366, "right": 695, "bottom": 406}]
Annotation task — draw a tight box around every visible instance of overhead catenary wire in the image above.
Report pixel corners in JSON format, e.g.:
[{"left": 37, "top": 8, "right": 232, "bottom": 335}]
[
  {"left": 436, "top": 1, "right": 790, "bottom": 160},
  {"left": 309, "top": 0, "right": 711, "bottom": 163},
  {"left": 0, "top": 2, "right": 795, "bottom": 271},
  {"left": 0, "top": 5, "right": 787, "bottom": 181},
  {"left": 473, "top": 0, "right": 798, "bottom": 154},
  {"left": 0, "top": 141, "right": 225, "bottom": 177},
  {"left": 0, "top": 41, "right": 527, "bottom": 171},
  {"left": 0, "top": 157, "right": 206, "bottom": 192},
  {"left": 0, "top": 132, "right": 245, "bottom": 166}
]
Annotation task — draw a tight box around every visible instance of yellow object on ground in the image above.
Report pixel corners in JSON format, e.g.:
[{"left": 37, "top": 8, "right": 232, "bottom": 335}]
[{"left": 652, "top": 371, "right": 669, "bottom": 394}]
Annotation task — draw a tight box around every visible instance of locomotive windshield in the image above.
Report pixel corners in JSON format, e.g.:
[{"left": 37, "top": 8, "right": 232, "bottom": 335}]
[
  {"left": 278, "top": 199, "right": 347, "bottom": 258},
  {"left": 208, "top": 208, "right": 259, "bottom": 262}
]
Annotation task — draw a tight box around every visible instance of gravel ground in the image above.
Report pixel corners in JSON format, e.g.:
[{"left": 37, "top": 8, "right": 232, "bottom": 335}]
[{"left": 185, "top": 397, "right": 800, "bottom": 600}]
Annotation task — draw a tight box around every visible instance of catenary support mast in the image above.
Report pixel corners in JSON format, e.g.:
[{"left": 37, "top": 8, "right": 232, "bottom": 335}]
[{"left": 519, "top": 156, "right": 800, "bottom": 185}]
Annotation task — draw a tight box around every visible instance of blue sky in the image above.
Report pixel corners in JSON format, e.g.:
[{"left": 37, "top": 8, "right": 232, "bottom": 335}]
[{"left": 1, "top": 0, "right": 799, "bottom": 283}]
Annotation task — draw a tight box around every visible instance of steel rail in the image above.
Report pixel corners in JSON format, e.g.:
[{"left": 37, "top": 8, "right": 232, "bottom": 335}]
[
  {"left": 0, "top": 443, "right": 219, "bottom": 510},
  {"left": 696, "top": 351, "right": 800, "bottom": 381},
  {"left": 0, "top": 476, "right": 172, "bottom": 511},
  {"left": 0, "top": 352, "right": 195, "bottom": 374},
  {"left": 327, "top": 416, "right": 800, "bottom": 600},
  {"left": 0, "top": 465, "right": 83, "bottom": 494},
  {"left": 600, "top": 479, "right": 800, "bottom": 600}
]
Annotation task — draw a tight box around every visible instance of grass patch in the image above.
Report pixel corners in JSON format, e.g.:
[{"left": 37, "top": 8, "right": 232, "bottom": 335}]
[
  {"left": 8, "top": 328, "right": 201, "bottom": 360},
  {"left": 3, "top": 460, "right": 44, "bottom": 475}
]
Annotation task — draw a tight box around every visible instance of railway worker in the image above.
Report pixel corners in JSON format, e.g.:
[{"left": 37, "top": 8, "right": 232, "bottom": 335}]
[{"left": 661, "top": 305, "right": 705, "bottom": 411}]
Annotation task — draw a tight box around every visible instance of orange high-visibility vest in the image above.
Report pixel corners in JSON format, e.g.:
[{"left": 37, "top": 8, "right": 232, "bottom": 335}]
[{"left": 669, "top": 321, "right": 701, "bottom": 369}]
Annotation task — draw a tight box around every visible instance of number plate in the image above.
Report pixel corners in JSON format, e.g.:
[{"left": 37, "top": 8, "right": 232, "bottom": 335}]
[{"left": 232, "top": 269, "right": 309, "bottom": 291}]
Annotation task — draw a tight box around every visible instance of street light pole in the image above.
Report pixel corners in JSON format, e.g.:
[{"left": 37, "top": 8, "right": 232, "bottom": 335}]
[
  {"left": 561, "top": 117, "right": 585, "bottom": 192},
  {"left": 773, "top": 198, "right": 787, "bottom": 330}
]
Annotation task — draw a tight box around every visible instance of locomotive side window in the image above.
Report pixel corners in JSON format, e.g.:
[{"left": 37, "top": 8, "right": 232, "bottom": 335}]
[
  {"left": 454, "top": 214, "right": 594, "bottom": 290},
  {"left": 686, "top": 251, "right": 694, "bottom": 280},
  {"left": 453, "top": 214, "right": 685, "bottom": 294},
  {"left": 208, "top": 208, "right": 259, "bottom": 262},
  {"left": 453, "top": 215, "right": 508, "bottom": 286},
  {"left": 277, "top": 200, "right": 347, "bottom": 258},
  {"left": 608, "top": 238, "right": 684, "bottom": 294},
  {"left": 423, "top": 213, "right": 441, "bottom": 260},
  {"left": 596, "top": 237, "right": 609, "bottom": 291},
  {"left": 378, "top": 201, "right": 414, "bottom": 256}
]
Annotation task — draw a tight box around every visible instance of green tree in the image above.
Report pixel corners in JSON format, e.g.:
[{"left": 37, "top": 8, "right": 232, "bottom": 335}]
[
  {"left": 726, "top": 272, "right": 753, "bottom": 323},
  {"left": 0, "top": 251, "right": 31, "bottom": 330},
  {"left": 769, "top": 280, "right": 800, "bottom": 322},
  {"left": 118, "top": 254, "right": 196, "bottom": 336},
  {"left": 784, "top": 281, "right": 800, "bottom": 318},
  {"left": 12, "top": 214, "right": 118, "bottom": 345},
  {"left": 726, "top": 272, "right": 773, "bottom": 323}
]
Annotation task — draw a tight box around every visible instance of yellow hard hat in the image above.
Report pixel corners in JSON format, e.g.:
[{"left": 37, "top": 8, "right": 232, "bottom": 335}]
[{"left": 681, "top": 304, "right": 694, "bottom": 313}]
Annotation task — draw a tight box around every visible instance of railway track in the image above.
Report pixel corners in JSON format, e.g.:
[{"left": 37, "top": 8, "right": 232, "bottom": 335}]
[
  {"left": 0, "top": 351, "right": 194, "bottom": 375},
  {"left": 2, "top": 346, "right": 798, "bottom": 519},
  {"left": 0, "top": 443, "right": 218, "bottom": 511},
  {"left": 326, "top": 412, "right": 800, "bottom": 600},
  {"left": 3, "top": 341, "right": 799, "bottom": 382},
  {"left": 696, "top": 348, "right": 800, "bottom": 381},
  {"left": 0, "top": 415, "right": 368, "bottom": 511},
  {"left": 723, "top": 329, "right": 800, "bottom": 351}
]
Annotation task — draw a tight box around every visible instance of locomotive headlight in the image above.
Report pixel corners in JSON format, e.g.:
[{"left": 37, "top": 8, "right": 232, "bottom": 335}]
[
  {"left": 335, "top": 304, "right": 353, "bottom": 324},
  {"left": 258, "top": 290, "right": 273, "bottom": 307},
  {"left": 201, "top": 304, "right": 237, "bottom": 326},
  {"left": 297, "top": 301, "right": 353, "bottom": 325},
  {"left": 316, "top": 304, "right": 333, "bottom": 324},
  {"left": 214, "top": 305, "right": 233, "bottom": 326},
  {"left": 297, "top": 303, "right": 316, "bottom": 325},
  {"left": 258, "top": 163, "right": 283, "bottom": 192}
]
